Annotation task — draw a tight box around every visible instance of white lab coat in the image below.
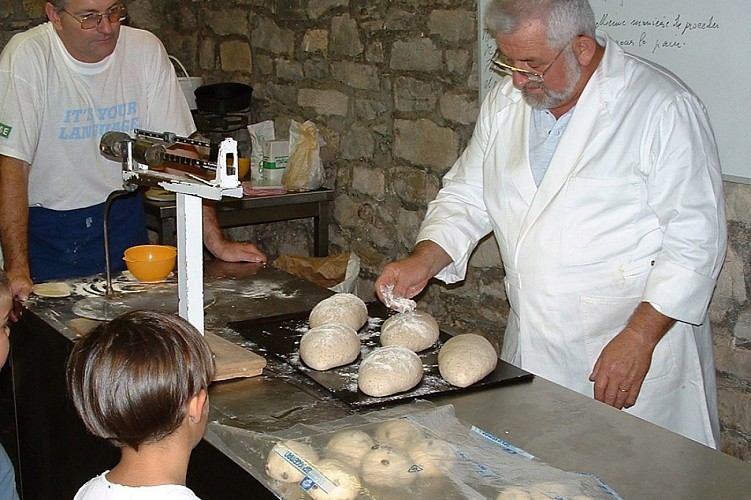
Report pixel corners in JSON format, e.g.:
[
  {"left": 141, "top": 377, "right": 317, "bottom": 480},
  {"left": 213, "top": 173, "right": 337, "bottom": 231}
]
[{"left": 418, "top": 33, "right": 726, "bottom": 448}]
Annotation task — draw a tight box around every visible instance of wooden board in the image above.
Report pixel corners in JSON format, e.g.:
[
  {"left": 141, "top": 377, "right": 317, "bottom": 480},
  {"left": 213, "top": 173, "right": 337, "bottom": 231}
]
[
  {"left": 68, "top": 318, "right": 102, "bottom": 337},
  {"left": 205, "top": 332, "right": 266, "bottom": 381}
]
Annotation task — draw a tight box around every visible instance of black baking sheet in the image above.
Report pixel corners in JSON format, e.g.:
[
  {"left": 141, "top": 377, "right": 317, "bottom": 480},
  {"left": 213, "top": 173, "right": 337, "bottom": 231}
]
[{"left": 228, "top": 302, "right": 533, "bottom": 408}]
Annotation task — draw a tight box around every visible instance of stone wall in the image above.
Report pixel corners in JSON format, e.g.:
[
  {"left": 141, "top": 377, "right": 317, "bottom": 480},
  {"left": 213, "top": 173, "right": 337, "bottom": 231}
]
[{"left": 2, "top": 0, "right": 750, "bottom": 461}]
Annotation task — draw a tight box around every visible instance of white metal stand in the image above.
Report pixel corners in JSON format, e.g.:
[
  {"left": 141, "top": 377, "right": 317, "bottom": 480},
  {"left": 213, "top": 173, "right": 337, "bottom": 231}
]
[
  {"left": 108, "top": 133, "right": 242, "bottom": 334},
  {"left": 176, "top": 192, "right": 205, "bottom": 333}
]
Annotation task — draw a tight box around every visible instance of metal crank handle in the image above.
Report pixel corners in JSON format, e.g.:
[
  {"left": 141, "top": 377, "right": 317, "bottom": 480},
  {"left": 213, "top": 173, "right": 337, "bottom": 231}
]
[{"left": 134, "top": 129, "right": 210, "bottom": 149}]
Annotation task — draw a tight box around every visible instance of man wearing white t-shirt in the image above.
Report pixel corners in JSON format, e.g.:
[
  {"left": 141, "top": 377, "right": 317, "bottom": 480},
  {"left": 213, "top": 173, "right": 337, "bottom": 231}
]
[{"left": 0, "top": 0, "right": 267, "bottom": 304}]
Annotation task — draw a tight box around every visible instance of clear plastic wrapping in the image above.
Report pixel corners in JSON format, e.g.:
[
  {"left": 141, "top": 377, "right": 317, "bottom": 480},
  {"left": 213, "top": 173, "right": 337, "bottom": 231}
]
[{"left": 206, "top": 401, "right": 622, "bottom": 500}]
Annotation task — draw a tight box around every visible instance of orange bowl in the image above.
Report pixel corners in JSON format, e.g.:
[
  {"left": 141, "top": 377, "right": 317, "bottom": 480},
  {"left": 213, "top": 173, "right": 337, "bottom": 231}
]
[{"left": 123, "top": 245, "right": 177, "bottom": 282}]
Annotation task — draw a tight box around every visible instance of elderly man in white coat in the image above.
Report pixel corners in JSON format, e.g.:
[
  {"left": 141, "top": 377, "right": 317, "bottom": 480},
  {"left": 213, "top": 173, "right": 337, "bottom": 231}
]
[{"left": 375, "top": 0, "right": 726, "bottom": 449}]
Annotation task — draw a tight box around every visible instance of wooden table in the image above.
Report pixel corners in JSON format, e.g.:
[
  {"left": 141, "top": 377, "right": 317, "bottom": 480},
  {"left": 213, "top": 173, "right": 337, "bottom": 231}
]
[{"left": 143, "top": 188, "right": 335, "bottom": 256}]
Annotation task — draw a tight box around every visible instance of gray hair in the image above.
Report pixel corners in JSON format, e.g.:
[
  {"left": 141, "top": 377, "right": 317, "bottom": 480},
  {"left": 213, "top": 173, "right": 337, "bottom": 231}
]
[
  {"left": 50, "top": 1, "right": 128, "bottom": 11},
  {"left": 484, "top": 0, "right": 596, "bottom": 50}
]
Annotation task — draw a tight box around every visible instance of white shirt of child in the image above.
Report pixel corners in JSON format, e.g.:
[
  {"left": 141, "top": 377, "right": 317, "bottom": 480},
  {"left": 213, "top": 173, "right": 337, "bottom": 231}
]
[{"left": 74, "top": 471, "right": 200, "bottom": 500}]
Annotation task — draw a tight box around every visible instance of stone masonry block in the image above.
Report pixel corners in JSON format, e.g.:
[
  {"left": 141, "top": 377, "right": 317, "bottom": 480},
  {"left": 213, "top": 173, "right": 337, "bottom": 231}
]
[
  {"left": 718, "top": 383, "right": 751, "bottom": 436},
  {"left": 207, "top": 9, "right": 250, "bottom": 36},
  {"left": 331, "top": 61, "right": 380, "bottom": 91},
  {"left": 308, "top": 0, "right": 349, "bottom": 20},
  {"left": 394, "top": 119, "right": 458, "bottom": 170},
  {"left": 352, "top": 165, "right": 384, "bottom": 198},
  {"left": 303, "top": 29, "right": 328, "bottom": 53},
  {"left": 298, "top": 88, "right": 349, "bottom": 116},
  {"left": 220, "top": 41, "right": 252, "bottom": 72},
  {"left": 440, "top": 92, "right": 480, "bottom": 124},
  {"left": 428, "top": 9, "right": 476, "bottom": 44},
  {"left": 733, "top": 305, "right": 751, "bottom": 342},
  {"left": 391, "top": 38, "right": 442, "bottom": 72},
  {"left": 342, "top": 124, "right": 376, "bottom": 161},
  {"left": 251, "top": 16, "right": 295, "bottom": 55},
  {"left": 331, "top": 14, "right": 363, "bottom": 56}
]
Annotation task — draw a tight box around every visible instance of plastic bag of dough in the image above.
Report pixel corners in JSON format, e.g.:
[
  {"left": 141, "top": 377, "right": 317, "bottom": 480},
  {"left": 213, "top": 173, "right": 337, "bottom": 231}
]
[
  {"left": 283, "top": 120, "right": 325, "bottom": 191},
  {"left": 207, "top": 402, "right": 623, "bottom": 500}
]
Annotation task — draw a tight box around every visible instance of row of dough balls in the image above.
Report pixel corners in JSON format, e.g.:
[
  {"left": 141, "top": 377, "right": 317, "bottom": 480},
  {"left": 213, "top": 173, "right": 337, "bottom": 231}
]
[
  {"left": 360, "top": 309, "right": 442, "bottom": 396},
  {"left": 266, "top": 419, "right": 456, "bottom": 500},
  {"left": 359, "top": 333, "right": 499, "bottom": 397},
  {"left": 301, "top": 293, "right": 368, "bottom": 371},
  {"left": 301, "top": 293, "right": 499, "bottom": 397},
  {"left": 306, "top": 294, "right": 443, "bottom": 355}
]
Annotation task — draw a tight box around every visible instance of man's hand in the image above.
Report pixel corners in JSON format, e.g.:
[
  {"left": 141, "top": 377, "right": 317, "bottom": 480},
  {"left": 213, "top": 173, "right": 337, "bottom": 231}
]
[
  {"left": 208, "top": 240, "right": 267, "bottom": 264},
  {"left": 201, "top": 202, "right": 267, "bottom": 264},
  {"left": 7, "top": 269, "right": 32, "bottom": 301},
  {"left": 374, "top": 241, "right": 452, "bottom": 307},
  {"left": 589, "top": 302, "right": 674, "bottom": 409}
]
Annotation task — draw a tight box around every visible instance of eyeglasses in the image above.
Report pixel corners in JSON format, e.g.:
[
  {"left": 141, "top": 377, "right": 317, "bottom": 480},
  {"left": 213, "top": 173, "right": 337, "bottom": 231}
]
[
  {"left": 62, "top": 4, "right": 128, "bottom": 30},
  {"left": 490, "top": 44, "right": 568, "bottom": 84}
]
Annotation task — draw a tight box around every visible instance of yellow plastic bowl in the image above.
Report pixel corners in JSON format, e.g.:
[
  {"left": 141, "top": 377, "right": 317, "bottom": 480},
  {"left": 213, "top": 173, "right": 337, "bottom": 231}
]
[{"left": 123, "top": 245, "right": 177, "bottom": 282}]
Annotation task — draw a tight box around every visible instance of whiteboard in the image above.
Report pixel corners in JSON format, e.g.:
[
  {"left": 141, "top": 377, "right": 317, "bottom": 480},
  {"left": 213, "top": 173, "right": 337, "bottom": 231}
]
[{"left": 478, "top": 0, "right": 751, "bottom": 182}]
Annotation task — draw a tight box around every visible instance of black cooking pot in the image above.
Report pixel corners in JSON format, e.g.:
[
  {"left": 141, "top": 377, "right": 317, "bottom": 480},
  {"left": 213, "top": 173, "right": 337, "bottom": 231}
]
[{"left": 194, "top": 82, "right": 253, "bottom": 114}]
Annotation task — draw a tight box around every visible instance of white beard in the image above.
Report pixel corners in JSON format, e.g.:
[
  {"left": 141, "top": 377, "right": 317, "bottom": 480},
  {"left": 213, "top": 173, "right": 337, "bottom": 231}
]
[{"left": 521, "top": 50, "right": 582, "bottom": 110}]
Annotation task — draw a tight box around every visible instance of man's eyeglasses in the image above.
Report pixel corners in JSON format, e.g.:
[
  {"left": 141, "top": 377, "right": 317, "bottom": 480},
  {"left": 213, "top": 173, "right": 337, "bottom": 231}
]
[
  {"left": 490, "top": 44, "right": 568, "bottom": 84},
  {"left": 62, "top": 4, "right": 128, "bottom": 30}
]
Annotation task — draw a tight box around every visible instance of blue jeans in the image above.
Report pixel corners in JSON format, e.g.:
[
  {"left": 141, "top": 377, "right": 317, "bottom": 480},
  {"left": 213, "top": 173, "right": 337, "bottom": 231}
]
[{"left": 28, "top": 191, "right": 148, "bottom": 282}]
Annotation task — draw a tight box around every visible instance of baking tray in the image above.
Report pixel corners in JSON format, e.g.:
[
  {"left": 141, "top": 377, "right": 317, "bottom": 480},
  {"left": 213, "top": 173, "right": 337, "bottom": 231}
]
[{"left": 228, "top": 302, "right": 533, "bottom": 408}]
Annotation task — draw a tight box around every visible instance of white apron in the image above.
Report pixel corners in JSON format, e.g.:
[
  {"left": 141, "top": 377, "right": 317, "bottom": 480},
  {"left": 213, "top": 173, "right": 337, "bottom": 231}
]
[{"left": 420, "top": 34, "right": 725, "bottom": 448}]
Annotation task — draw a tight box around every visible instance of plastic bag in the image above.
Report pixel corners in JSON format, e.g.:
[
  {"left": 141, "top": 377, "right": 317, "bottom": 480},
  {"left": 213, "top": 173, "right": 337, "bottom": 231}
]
[
  {"left": 283, "top": 120, "right": 324, "bottom": 191},
  {"left": 207, "top": 401, "right": 623, "bottom": 500},
  {"left": 247, "top": 120, "right": 275, "bottom": 182}
]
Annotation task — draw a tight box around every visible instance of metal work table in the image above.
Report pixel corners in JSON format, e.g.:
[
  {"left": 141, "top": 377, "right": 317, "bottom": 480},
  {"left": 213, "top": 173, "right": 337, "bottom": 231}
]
[
  {"left": 9, "top": 263, "right": 751, "bottom": 500},
  {"left": 143, "top": 188, "right": 335, "bottom": 256}
]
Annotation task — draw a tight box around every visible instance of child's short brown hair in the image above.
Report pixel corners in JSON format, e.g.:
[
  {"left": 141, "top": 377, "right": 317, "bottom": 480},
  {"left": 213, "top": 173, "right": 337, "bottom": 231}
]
[{"left": 66, "top": 310, "right": 215, "bottom": 450}]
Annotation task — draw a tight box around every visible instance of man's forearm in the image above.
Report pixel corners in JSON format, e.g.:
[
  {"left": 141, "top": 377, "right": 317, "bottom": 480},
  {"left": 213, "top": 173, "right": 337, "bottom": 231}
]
[
  {"left": 624, "top": 302, "right": 675, "bottom": 348},
  {"left": 201, "top": 201, "right": 225, "bottom": 256},
  {"left": 0, "top": 156, "right": 31, "bottom": 277},
  {"left": 413, "top": 240, "right": 454, "bottom": 278}
]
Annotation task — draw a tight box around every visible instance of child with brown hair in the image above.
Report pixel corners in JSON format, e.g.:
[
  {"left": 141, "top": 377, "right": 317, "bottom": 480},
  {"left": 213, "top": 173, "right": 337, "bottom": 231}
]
[
  {"left": 0, "top": 271, "right": 20, "bottom": 500},
  {"left": 66, "top": 310, "right": 215, "bottom": 499}
]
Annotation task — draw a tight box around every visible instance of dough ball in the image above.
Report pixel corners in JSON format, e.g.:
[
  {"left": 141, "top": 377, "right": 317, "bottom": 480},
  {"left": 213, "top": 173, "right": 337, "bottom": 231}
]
[
  {"left": 374, "top": 419, "right": 424, "bottom": 450},
  {"left": 358, "top": 347, "right": 423, "bottom": 397},
  {"left": 380, "top": 310, "right": 440, "bottom": 352},
  {"left": 33, "top": 281, "right": 71, "bottom": 298},
  {"left": 496, "top": 487, "right": 547, "bottom": 500},
  {"left": 300, "top": 324, "right": 361, "bottom": 371},
  {"left": 438, "top": 334, "right": 498, "bottom": 388},
  {"left": 266, "top": 439, "right": 319, "bottom": 483},
  {"left": 530, "top": 482, "right": 578, "bottom": 498},
  {"left": 360, "top": 445, "right": 416, "bottom": 487},
  {"left": 496, "top": 482, "right": 579, "bottom": 500},
  {"left": 309, "top": 293, "right": 368, "bottom": 331},
  {"left": 308, "top": 458, "right": 361, "bottom": 500},
  {"left": 325, "top": 429, "right": 375, "bottom": 467},
  {"left": 406, "top": 438, "right": 455, "bottom": 477}
]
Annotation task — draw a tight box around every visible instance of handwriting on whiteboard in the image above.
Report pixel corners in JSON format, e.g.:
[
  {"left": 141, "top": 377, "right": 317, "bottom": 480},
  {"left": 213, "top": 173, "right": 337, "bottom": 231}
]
[{"left": 596, "top": 12, "right": 720, "bottom": 54}]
